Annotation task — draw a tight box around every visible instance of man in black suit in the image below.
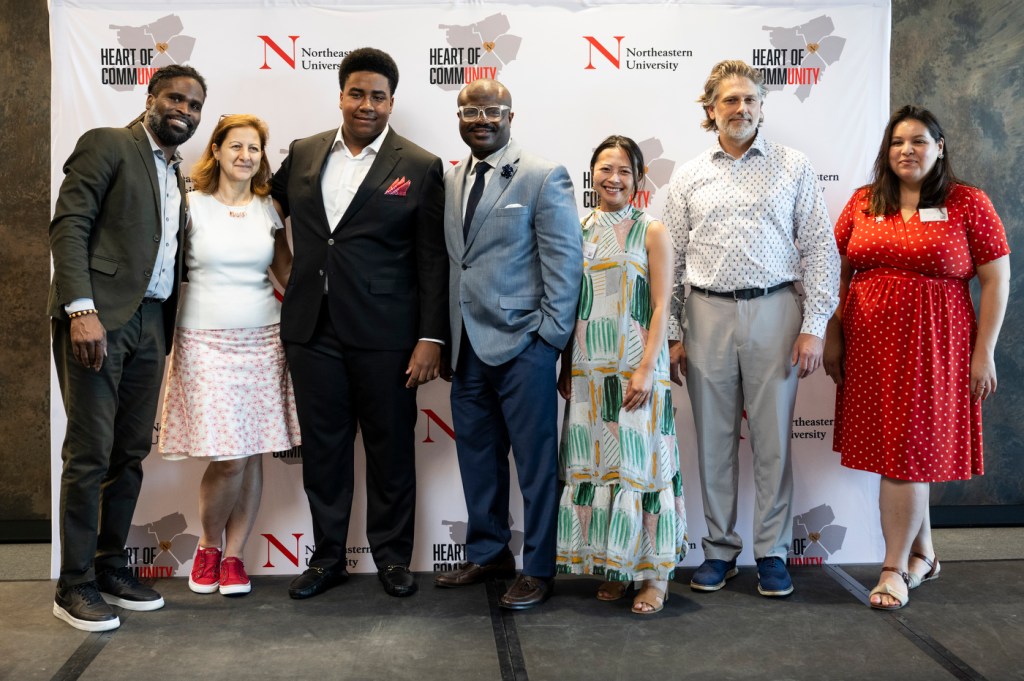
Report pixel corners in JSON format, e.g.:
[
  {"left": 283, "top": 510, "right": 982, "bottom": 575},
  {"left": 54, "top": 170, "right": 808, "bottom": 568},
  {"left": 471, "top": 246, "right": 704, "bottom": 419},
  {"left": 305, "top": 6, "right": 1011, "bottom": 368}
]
[
  {"left": 48, "top": 65, "right": 207, "bottom": 631},
  {"left": 271, "top": 47, "right": 447, "bottom": 599}
]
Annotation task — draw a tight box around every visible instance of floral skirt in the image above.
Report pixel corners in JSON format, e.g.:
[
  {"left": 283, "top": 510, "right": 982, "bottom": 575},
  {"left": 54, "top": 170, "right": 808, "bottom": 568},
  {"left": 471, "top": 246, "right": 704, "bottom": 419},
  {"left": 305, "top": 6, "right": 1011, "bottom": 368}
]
[{"left": 159, "top": 324, "right": 301, "bottom": 460}]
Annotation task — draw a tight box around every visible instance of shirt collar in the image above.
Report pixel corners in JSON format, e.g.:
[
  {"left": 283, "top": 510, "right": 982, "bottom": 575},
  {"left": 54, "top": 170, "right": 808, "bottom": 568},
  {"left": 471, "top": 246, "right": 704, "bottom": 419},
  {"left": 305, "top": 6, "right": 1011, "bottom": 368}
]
[
  {"left": 141, "top": 123, "right": 183, "bottom": 167},
  {"left": 710, "top": 129, "right": 766, "bottom": 161},
  {"left": 469, "top": 141, "right": 511, "bottom": 175},
  {"left": 333, "top": 123, "right": 390, "bottom": 158}
]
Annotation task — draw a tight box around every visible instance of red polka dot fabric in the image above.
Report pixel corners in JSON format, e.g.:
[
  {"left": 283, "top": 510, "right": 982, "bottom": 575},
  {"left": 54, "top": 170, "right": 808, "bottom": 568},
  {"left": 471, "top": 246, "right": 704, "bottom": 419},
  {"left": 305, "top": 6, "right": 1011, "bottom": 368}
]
[{"left": 832, "top": 185, "right": 1010, "bottom": 481}]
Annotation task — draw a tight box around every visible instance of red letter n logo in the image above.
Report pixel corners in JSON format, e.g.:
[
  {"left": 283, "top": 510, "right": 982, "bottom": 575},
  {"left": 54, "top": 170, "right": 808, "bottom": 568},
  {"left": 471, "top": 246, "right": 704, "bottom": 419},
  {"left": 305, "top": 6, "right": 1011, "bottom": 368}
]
[
  {"left": 421, "top": 409, "right": 456, "bottom": 443},
  {"left": 262, "top": 532, "right": 303, "bottom": 567},
  {"left": 583, "top": 36, "right": 624, "bottom": 70},
  {"left": 258, "top": 35, "right": 299, "bottom": 70}
]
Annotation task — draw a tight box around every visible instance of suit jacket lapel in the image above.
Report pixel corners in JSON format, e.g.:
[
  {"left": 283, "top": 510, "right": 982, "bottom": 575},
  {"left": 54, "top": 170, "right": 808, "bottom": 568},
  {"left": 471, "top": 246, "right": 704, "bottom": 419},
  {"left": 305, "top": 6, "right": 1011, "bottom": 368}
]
[
  {"left": 465, "top": 140, "right": 520, "bottom": 249},
  {"left": 451, "top": 158, "right": 470, "bottom": 252},
  {"left": 338, "top": 128, "right": 400, "bottom": 230},
  {"left": 311, "top": 130, "right": 337, "bottom": 234},
  {"left": 130, "top": 123, "right": 162, "bottom": 219}
]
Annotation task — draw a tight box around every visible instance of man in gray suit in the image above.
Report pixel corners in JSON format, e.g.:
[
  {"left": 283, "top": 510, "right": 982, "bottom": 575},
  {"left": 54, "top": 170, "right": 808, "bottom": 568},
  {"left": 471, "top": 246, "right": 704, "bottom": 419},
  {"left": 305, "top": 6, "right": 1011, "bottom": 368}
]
[
  {"left": 48, "top": 65, "right": 206, "bottom": 631},
  {"left": 434, "top": 79, "right": 582, "bottom": 610}
]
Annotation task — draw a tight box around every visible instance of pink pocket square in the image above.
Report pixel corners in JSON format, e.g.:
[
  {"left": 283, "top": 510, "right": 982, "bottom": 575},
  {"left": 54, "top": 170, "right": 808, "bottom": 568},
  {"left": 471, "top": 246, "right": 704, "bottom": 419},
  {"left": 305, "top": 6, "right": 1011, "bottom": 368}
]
[{"left": 385, "top": 176, "right": 411, "bottom": 196}]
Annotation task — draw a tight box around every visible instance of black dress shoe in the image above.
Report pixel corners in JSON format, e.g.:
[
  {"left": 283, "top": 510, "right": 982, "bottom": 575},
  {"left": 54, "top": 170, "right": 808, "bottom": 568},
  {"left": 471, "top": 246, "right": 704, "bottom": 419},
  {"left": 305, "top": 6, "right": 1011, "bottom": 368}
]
[
  {"left": 434, "top": 553, "right": 516, "bottom": 588},
  {"left": 289, "top": 566, "right": 348, "bottom": 600},
  {"left": 499, "top": 574, "right": 553, "bottom": 610},
  {"left": 378, "top": 565, "right": 417, "bottom": 597}
]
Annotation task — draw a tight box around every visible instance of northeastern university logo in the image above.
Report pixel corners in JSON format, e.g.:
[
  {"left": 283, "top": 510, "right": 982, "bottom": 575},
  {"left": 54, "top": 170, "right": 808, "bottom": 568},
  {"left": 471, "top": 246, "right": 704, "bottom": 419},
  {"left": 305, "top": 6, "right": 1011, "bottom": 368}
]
[
  {"left": 583, "top": 36, "right": 693, "bottom": 72},
  {"left": 100, "top": 14, "right": 196, "bottom": 91}
]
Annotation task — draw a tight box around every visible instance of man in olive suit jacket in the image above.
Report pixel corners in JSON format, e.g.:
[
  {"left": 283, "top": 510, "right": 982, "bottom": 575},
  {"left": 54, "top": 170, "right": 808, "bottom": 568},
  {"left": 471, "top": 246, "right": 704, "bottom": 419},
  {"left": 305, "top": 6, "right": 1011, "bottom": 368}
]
[{"left": 48, "top": 65, "right": 207, "bottom": 632}]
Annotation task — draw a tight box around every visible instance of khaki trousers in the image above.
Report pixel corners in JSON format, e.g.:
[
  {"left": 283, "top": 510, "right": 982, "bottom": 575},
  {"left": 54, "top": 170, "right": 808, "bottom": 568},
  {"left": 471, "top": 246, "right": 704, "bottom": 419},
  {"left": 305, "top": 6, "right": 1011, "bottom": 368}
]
[{"left": 684, "top": 286, "right": 801, "bottom": 561}]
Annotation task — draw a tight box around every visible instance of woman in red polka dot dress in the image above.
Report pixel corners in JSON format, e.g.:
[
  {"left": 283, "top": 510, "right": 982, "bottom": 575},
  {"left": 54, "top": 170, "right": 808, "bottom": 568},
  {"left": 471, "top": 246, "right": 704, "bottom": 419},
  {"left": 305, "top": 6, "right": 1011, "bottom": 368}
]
[{"left": 823, "top": 106, "right": 1010, "bottom": 610}]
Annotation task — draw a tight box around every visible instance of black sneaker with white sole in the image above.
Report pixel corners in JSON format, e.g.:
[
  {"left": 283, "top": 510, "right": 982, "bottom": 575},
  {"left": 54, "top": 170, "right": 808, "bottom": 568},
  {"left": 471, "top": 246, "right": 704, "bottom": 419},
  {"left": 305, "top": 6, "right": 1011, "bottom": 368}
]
[
  {"left": 53, "top": 581, "right": 121, "bottom": 632},
  {"left": 96, "top": 567, "right": 165, "bottom": 611}
]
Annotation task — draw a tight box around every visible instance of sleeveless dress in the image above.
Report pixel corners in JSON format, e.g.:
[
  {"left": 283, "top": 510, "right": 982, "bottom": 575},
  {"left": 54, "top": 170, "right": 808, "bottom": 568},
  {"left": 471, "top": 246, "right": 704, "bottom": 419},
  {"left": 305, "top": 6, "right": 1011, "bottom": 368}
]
[
  {"left": 833, "top": 185, "right": 1009, "bottom": 481},
  {"left": 556, "top": 205, "right": 687, "bottom": 582}
]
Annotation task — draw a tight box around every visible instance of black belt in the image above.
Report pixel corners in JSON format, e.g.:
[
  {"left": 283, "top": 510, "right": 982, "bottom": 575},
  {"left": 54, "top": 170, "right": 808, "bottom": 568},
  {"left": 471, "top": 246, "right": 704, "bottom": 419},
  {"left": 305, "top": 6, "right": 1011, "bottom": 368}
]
[
  {"left": 690, "top": 281, "right": 793, "bottom": 301},
  {"left": 141, "top": 297, "right": 164, "bottom": 305}
]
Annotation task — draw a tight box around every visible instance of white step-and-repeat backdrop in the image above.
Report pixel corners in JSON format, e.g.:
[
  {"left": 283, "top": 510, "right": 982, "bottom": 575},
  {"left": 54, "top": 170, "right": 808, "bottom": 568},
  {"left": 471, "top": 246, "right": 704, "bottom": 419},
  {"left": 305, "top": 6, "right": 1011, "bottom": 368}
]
[{"left": 50, "top": 0, "right": 890, "bottom": 578}]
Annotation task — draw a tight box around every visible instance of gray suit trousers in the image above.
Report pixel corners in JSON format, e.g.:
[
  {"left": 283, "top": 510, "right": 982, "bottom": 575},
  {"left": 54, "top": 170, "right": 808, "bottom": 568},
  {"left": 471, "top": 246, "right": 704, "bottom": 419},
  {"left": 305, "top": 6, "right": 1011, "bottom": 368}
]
[{"left": 684, "top": 286, "right": 801, "bottom": 561}]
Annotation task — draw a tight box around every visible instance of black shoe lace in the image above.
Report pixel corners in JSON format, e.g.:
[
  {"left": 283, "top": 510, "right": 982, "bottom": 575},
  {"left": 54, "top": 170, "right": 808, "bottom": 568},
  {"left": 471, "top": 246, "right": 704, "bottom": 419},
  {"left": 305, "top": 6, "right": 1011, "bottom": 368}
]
[
  {"left": 104, "top": 566, "right": 139, "bottom": 587},
  {"left": 70, "top": 582, "right": 105, "bottom": 605}
]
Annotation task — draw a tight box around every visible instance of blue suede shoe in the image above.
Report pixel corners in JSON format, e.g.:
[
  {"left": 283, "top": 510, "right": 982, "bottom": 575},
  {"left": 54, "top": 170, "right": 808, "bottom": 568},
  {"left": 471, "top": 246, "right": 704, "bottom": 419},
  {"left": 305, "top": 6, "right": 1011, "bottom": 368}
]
[
  {"left": 689, "top": 559, "right": 739, "bottom": 592},
  {"left": 756, "top": 557, "right": 794, "bottom": 597}
]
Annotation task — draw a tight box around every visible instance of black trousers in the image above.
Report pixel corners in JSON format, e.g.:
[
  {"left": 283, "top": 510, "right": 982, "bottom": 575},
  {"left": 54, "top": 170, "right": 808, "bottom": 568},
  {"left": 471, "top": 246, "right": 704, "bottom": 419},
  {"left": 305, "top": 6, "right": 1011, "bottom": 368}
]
[
  {"left": 52, "top": 302, "right": 166, "bottom": 586},
  {"left": 285, "top": 300, "right": 418, "bottom": 570}
]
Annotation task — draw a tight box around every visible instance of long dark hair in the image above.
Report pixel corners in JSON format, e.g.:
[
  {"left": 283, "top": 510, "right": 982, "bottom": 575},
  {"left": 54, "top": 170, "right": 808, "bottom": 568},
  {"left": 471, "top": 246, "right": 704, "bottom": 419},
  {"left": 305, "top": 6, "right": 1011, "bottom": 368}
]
[
  {"left": 589, "top": 135, "right": 646, "bottom": 205},
  {"left": 865, "top": 105, "right": 970, "bottom": 216}
]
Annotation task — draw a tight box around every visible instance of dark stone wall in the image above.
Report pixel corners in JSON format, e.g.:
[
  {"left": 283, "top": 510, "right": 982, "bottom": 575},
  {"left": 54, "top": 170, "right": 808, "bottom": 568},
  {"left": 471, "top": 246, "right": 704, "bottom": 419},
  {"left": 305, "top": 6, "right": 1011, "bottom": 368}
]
[
  {"left": 889, "top": 0, "right": 1024, "bottom": 506},
  {"left": 1, "top": 0, "right": 1020, "bottom": 532},
  {"left": 0, "top": 0, "right": 51, "bottom": 529}
]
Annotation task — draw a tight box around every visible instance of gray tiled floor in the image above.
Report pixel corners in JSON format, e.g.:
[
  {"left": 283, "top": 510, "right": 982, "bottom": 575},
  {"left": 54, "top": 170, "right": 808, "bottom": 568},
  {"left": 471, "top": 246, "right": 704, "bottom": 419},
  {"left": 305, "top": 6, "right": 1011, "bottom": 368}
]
[{"left": 3, "top": 530, "right": 1023, "bottom": 681}]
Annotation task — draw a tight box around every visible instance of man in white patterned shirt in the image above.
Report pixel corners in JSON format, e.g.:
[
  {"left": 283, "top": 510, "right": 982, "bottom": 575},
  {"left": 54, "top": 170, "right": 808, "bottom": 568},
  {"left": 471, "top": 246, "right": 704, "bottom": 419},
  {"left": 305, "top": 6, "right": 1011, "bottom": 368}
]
[{"left": 663, "top": 60, "right": 839, "bottom": 598}]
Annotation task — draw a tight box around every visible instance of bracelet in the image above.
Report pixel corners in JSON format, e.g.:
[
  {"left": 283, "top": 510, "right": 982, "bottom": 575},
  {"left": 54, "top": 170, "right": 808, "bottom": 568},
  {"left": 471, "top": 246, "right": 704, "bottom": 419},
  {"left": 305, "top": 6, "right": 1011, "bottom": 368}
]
[{"left": 68, "top": 309, "right": 98, "bottom": 319}]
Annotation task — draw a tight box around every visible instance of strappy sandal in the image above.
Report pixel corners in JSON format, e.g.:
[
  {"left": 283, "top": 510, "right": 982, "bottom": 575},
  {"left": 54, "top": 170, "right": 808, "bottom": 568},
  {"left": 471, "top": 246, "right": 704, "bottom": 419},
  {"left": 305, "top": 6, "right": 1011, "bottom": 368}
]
[
  {"left": 596, "top": 580, "right": 633, "bottom": 601},
  {"left": 907, "top": 552, "right": 941, "bottom": 590},
  {"left": 868, "top": 567, "right": 909, "bottom": 610},
  {"left": 632, "top": 580, "right": 669, "bottom": 615}
]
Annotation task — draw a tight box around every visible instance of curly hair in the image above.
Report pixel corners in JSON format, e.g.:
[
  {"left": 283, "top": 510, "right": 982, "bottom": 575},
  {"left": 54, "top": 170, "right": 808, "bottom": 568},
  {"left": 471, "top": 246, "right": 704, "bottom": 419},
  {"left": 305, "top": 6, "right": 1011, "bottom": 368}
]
[
  {"left": 147, "top": 64, "right": 207, "bottom": 97},
  {"left": 190, "top": 114, "right": 272, "bottom": 197},
  {"left": 338, "top": 47, "right": 399, "bottom": 94}
]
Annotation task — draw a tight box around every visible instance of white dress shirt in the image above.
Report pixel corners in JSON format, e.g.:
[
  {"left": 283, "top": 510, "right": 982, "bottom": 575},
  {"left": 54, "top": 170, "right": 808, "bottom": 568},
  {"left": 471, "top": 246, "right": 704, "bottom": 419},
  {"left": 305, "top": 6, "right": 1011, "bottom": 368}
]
[
  {"left": 662, "top": 132, "right": 840, "bottom": 338},
  {"left": 321, "top": 123, "right": 389, "bottom": 228}
]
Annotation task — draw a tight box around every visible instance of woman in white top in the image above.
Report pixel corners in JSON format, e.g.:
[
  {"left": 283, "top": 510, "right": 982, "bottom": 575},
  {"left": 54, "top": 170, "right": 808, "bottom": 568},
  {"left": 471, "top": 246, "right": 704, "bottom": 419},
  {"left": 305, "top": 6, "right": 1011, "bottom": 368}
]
[{"left": 159, "top": 114, "right": 300, "bottom": 596}]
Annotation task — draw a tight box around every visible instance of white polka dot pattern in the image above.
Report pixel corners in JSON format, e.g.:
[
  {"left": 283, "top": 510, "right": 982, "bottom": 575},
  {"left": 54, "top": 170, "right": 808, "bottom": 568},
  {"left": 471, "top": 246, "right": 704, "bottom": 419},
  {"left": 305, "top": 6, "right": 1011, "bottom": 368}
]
[
  {"left": 663, "top": 133, "right": 840, "bottom": 339},
  {"left": 833, "top": 185, "right": 1010, "bottom": 482}
]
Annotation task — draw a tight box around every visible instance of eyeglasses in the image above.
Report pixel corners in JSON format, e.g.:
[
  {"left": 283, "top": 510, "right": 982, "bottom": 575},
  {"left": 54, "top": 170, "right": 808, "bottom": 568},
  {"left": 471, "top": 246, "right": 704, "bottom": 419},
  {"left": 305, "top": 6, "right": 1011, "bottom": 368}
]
[{"left": 458, "top": 105, "right": 510, "bottom": 122}]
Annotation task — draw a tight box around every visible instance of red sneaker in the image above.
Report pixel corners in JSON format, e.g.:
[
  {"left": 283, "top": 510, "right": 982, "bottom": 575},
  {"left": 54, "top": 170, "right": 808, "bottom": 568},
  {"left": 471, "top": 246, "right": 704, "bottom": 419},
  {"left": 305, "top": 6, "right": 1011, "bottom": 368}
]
[
  {"left": 188, "top": 547, "right": 222, "bottom": 594},
  {"left": 219, "top": 557, "right": 251, "bottom": 596}
]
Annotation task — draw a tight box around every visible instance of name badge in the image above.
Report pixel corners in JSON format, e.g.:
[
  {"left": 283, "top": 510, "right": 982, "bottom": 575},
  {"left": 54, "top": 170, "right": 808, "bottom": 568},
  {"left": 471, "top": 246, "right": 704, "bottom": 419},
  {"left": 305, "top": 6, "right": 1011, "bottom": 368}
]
[
  {"left": 583, "top": 241, "right": 598, "bottom": 259},
  {"left": 919, "top": 207, "right": 948, "bottom": 222}
]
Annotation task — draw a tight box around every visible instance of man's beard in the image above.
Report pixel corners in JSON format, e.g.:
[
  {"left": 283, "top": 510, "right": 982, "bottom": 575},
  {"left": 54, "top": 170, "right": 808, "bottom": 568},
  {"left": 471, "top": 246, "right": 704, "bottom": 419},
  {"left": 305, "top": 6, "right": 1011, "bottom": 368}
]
[{"left": 146, "top": 109, "right": 196, "bottom": 147}]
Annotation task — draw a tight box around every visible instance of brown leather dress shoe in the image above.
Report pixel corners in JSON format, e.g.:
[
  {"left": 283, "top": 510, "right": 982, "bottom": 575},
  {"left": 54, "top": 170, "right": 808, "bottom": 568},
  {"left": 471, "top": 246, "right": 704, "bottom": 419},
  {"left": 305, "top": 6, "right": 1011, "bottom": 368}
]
[
  {"left": 499, "top": 574, "right": 553, "bottom": 610},
  {"left": 434, "top": 554, "right": 516, "bottom": 588}
]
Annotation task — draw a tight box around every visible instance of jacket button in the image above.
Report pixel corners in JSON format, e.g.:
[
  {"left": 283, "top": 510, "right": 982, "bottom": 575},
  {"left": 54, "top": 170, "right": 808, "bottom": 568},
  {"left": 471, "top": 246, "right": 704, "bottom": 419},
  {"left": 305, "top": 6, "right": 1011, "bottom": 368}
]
[
  {"left": 461, "top": 264, "right": 468, "bottom": 270},
  {"left": 144, "top": 269, "right": 153, "bottom": 277},
  {"left": 152, "top": 235, "right": 160, "bottom": 242},
  {"left": 327, "top": 238, "right": 335, "bottom": 245}
]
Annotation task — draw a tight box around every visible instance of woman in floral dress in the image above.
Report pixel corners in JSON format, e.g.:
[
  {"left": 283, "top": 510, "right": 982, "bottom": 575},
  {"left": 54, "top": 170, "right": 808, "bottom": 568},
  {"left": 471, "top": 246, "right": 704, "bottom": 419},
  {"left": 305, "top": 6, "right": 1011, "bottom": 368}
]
[{"left": 556, "top": 135, "right": 686, "bottom": 615}]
